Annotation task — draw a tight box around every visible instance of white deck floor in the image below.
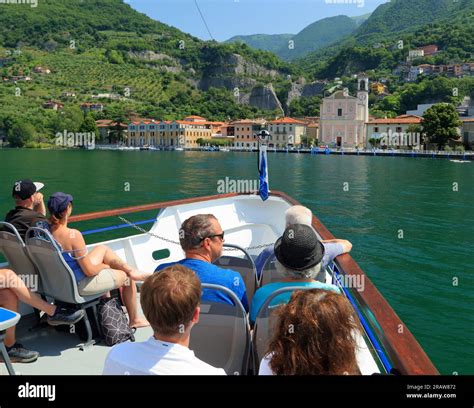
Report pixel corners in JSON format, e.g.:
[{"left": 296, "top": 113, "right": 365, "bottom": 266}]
[{"left": 0, "top": 294, "right": 153, "bottom": 376}]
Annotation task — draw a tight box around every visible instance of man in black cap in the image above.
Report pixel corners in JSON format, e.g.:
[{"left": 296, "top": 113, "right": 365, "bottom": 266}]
[
  {"left": 4, "top": 180, "right": 48, "bottom": 241},
  {"left": 250, "top": 224, "right": 341, "bottom": 323}
]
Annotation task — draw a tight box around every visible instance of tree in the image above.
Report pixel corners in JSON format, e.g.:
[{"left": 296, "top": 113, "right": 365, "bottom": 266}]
[
  {"left": 80, "top": 114, "right": 98, "bottom": 133},
  {"left": 106, "top": 50, "right": 124, "bottom": 64},
  {"left": 7, "top": 121, "right": 36, "bottom": 147},
  {"left": 422, "top": 104, "right": 462, "bottom": 150},
  {"left": 108, "top": 115, "right": 126, "bottom": 144}
]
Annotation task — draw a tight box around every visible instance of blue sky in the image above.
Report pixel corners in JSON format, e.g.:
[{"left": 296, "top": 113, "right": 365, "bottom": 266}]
[{"left": 126, "top": 0, "right": 389, "bottom": 42}]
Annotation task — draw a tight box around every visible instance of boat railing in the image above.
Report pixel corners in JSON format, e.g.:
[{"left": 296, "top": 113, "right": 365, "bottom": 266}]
[
  {"left": 329, "top": 262, "right": 392, "bottom": 374},
  {"left": 63, "top": 190, "right": 438, "bottom": 375}
]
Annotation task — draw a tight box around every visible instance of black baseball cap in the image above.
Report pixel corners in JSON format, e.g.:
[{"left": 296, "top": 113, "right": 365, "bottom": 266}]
[
  {"left": 274, "top": 224, "right": 325, "bottom": 271},
  {"left": 47, "top": 192, "right": 73, "bottom": 216},
  {"left": 12, "top": 180, "right": 44, "bottom": 200}
]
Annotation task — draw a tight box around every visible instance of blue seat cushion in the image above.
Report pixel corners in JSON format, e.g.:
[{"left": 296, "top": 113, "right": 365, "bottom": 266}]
[{"left": 0, "top": 307, "right": 21, "bottom": 332}]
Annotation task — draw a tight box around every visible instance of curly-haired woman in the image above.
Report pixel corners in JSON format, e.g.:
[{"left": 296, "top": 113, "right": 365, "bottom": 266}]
[{"left": 259, "top": 289, "right": 362, "bottom": 375}]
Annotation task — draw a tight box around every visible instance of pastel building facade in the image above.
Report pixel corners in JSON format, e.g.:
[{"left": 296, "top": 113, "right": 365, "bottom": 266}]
[{"left": 319, "top": 76, "right": 369, "bottom": 148}]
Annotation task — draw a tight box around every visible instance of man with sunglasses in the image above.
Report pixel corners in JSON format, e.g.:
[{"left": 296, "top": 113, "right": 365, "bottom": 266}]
[{"left": 155, "top": 214, "right": 248, "bottom": 312}]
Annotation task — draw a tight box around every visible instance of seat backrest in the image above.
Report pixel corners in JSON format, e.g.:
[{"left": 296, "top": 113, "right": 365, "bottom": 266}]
[
  {"left": 25, "top": 227, "right": 96, "bottom": 304},
  {"left": 189, "top": 283, "right": 250, "bottom": 375},
  {"left": 213, "top": 244, "right": 257, "bottom": 304},
  {"left": 0, "top": 222, "right": 40, "bottom": 292},
  {"left": 259, "top": 254, "right": 284, "bottom": 287},
  {"left": 253, "top": 286, "right": 314, "bottom": 372}
]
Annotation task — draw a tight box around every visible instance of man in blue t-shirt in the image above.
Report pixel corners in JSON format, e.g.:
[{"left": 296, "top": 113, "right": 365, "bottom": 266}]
[
  {"left": 254, "top": 205, "right": 352, "bottom": 280},
  {"left": 155, "top": 214, "right": 248, "bottom": 312},
  {"left": 250, "top": 224, "right": 342, "bottom": 324}
]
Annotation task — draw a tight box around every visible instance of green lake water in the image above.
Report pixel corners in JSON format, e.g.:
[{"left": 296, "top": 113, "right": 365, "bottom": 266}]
[{"left": 0, "top": 149, "right": 473, "bottom": 374}]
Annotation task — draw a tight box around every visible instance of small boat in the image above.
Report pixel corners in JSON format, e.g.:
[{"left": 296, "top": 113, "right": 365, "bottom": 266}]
[
  {"left": 0, "top": 191, "right": 438, "bottom": 376},
  {"left": 174, "top": 147, "right": 184, "bottom": 151},
  {"left": 450, "top": 159, "right": 470, "bottom": 163}
]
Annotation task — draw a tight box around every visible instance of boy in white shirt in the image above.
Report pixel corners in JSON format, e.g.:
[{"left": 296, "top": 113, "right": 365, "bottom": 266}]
[{"left": 103, "top": 264, "right": 226, "bottom": 375}]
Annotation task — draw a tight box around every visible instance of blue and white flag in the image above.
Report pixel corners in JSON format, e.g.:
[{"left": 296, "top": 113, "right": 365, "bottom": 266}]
[{"left": 258, "top": 144, "right": 269, "bottom": 201}]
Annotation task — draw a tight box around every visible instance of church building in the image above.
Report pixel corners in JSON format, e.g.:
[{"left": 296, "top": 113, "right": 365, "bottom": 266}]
[{"left": 319, "top": 75, "right": 369, "bottom": 148}]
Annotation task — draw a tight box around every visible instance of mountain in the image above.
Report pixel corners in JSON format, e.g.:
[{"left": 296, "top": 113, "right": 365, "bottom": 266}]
[
  {"left": 277, "top": 15, "right": 358, "bottom": 61},
  {"left": 355, "top": 0, "right": 473, "bottom": 42},
  {"left": 0, "top": 0, "right": 300, "bottom": 140},
  {"left": 351, "top": 13, "right": 371, "bottom": 27},
  {"left": 226, "top": 14, "right": 367, "bottom": 61},
  {"left": 301, "top": 0, "right": 474, "bottom": 76},
  {"left": 225, "top": 34, "right": 293, "bottom": 55}
]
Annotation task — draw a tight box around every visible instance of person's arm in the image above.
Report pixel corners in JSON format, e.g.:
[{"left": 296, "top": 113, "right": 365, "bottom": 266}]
[
  {"left": 71, "top": 230, "right": 110, "bottom": 277},
  {"left": 322, "top": 239, "right": 352, "bottom": 253},
  {"left": 32, "top": 192, "right": 46, "bottom": 216}
]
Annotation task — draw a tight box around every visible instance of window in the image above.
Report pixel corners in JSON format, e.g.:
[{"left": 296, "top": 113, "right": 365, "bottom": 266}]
[
  {"left": 374, "top": 127, "right": 379, "bottom": 133},
  {"left": 338, "top": 108, "right": 343, "bottom": 117},
  {"left": 396, "top": 127, "right": 402, "bottom": 133}
]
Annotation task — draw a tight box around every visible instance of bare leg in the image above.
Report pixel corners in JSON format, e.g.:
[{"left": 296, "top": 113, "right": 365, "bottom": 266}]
[
  {"left": 88, "top": 245, "right": 151, "bottom": 281},
  {"left": 121, "top": 280, "right": 148, "bottom": 328},
  {"left": 0, "top": 270, "right": 56, "bottom": 317},
  {"left": 0, "top": 289, "right": 18, "bottom": 347},
  {"left": 105, "top": 270, "right": 148, "bottom": 328}
]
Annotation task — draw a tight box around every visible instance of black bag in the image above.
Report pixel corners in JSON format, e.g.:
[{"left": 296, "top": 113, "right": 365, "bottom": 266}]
[{"left": 98, "top": 297, "right": 136, "bottom": 346}]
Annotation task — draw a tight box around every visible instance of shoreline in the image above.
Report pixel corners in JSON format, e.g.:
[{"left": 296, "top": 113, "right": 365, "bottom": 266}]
[{"left": 1, "top": 146, "right": 472, "bottom": 160}]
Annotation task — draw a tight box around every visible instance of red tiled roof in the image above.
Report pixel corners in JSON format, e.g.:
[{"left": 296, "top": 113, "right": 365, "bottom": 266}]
[
  {"left": 417, "top": 45, "right": 438, "bottom": 55},
  {"left": 230, "top": 119, "right": 260, "bottom": 124},
  {"left": 184, "top": 115, "right": 206, "bottom": 120},
  {"left": 269, "top": 117, "right": 307, "bottom": 125},
  {"left": 368, "top": 115, "right": 422, "bottom": 125},
  {"left": 176, "top": 120, "right": 211, "bottom": 126}
]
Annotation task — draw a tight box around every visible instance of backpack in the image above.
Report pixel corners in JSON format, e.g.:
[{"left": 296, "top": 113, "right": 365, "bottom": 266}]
[{"left": 98, "top": 297, "right": 136, "bottom": 346}]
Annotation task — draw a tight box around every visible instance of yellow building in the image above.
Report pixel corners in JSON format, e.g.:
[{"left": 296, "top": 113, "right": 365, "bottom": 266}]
[
  {"left": 267, "top": 117, "right": 307, "bottom": 148},
  {"left": 128, "top": 116, "right": 226, "bottom": 148},
  {"left": 128, "top": 120, "right": 159, "bottom": 147},
  {"left": 371, "top": 82, "right": 387, "bottom": 95},
  {"left": 306, "top": 122, "right": 319, "bottom": 145}
]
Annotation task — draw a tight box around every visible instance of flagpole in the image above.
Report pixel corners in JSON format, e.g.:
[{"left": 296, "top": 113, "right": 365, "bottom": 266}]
[{"left": 257, "top": 130, "right": 270, "bottom": 201}]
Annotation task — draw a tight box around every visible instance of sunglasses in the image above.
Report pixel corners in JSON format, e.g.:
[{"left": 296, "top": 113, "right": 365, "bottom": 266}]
[{"left": 202, "top": 232, "right": 225, "bottom": 241}]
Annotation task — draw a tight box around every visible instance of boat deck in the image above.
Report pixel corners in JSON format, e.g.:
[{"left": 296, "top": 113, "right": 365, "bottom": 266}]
[{"left": 0, "top": 294, "right": 152, "bottom": 376}]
